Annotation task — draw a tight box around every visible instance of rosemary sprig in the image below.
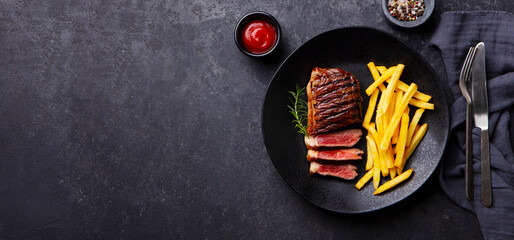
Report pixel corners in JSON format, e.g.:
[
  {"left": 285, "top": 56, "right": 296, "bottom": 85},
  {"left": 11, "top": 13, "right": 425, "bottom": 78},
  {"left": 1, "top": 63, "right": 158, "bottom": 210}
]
[{"left": 287, "top": 84, "right": 309, "bottom": 136}]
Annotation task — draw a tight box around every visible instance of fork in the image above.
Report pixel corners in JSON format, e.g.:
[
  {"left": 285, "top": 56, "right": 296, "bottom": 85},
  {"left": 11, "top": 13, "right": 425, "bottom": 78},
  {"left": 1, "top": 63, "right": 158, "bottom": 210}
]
[{"left": 459, "top": 46, "right": 477, "bottom": 201}]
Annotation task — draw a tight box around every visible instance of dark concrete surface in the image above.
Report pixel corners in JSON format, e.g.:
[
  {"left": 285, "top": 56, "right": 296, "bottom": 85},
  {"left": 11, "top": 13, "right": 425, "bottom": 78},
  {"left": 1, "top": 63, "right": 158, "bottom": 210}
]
[{"left": 0, "top": 1, "right": 512, "bottom": 239}]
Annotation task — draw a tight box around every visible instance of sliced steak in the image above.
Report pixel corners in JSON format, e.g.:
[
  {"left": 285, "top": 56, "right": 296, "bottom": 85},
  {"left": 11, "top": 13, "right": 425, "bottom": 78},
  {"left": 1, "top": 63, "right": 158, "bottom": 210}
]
[
  {"left": 307, "top": 148, "right": 364, "bottom": 162},
  {"left": 306, "top": 67, "right": 363, "bottom": 136},
  {"left": 304, "top": 128, "right": 362, "bottom": 149},
  {"left": 309, "top": 162, "right": 358, "bottom": 180}
]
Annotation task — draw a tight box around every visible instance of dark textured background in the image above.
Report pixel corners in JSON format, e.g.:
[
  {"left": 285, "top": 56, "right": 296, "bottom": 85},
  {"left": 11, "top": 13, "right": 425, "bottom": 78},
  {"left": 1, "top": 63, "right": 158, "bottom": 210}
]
[{"left": 0, "top": 1, "right": 512, "bottom": 239}]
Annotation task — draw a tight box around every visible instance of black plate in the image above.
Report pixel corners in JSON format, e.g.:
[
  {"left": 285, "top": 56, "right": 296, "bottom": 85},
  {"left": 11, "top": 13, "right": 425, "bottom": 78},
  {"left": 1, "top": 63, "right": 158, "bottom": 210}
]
[{"left": 261, "top": 27, "right": 449, "bottom": 213}]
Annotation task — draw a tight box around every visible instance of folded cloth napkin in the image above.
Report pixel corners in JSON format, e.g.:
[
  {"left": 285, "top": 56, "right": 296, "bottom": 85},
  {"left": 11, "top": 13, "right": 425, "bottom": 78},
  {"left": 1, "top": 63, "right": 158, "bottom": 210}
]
[{"left": 430, "top": 11, "right": 514, "bottom": 239}]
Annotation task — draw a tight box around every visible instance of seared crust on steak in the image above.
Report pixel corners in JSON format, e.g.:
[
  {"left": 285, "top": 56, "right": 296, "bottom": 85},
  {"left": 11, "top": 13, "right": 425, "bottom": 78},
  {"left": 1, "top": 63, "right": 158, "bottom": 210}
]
[{"left": 306, "top": 68, "right": 363, "bottom": 136}]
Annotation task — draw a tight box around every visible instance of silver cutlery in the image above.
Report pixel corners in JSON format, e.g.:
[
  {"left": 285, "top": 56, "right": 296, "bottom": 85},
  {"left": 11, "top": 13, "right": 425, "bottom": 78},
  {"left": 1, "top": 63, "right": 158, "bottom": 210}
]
[
  {"left": 459, "top": 46, "right": 477, "bottom": 201},
  {"left": 471, "top": 42, "right": 492, "bottom": 207}
]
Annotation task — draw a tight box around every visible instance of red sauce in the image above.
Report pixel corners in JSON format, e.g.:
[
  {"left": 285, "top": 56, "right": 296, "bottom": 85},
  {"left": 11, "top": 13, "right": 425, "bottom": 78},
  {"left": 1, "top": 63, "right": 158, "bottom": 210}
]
[{"left": 241, "top": 19, "right": 277, "bottom": 54}]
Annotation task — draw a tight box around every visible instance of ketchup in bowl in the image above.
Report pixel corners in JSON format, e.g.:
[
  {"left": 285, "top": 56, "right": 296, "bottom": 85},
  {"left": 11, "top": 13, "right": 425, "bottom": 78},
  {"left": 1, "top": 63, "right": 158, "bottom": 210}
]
[
  {"left": 241, "top": 19, "right": 277, "bottom": 54},
  {"left": 235, "top": 12, "right": 281, "bottom": 57}
]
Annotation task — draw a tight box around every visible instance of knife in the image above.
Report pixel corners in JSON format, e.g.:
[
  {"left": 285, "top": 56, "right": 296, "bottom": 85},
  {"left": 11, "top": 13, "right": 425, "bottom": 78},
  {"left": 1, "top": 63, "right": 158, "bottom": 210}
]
[{"left": 471, "top": 42, "right": 492, "bottom": 207}]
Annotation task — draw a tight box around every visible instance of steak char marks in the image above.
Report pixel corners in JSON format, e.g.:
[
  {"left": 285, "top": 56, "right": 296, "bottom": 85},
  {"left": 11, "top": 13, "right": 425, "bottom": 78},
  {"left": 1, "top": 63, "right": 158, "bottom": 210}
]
[{"left": 306, "top": 67, "right": 363, "bottom": 136}]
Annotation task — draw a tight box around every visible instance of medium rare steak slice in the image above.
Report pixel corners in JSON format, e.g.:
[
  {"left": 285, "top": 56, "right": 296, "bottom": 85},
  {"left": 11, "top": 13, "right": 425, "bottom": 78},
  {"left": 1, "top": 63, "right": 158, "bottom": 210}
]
[
  {"left": 307, "top": 148, "right": 364, "bottom": 162},
  {"left": 304, "top": 128, "right": 362, "bottom": 149},
  {"left": 306, "top": 67, "right": 363, "bottom": 136},
  {"left": 309, "top": 162, "right": 358, "bottom": 180}
]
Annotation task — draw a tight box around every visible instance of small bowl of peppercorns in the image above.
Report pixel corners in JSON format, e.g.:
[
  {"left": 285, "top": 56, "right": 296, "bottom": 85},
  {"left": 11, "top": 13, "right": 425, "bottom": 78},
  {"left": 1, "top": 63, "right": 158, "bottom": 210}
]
[{"left": 382, "top": 0, "right": 434, "bottom": 28}]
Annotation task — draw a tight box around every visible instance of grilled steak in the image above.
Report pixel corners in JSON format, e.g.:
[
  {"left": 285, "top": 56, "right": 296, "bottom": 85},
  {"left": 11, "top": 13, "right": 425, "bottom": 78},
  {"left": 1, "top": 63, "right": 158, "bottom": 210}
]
[
  {"left": 304, "top": 128, "right": 362, "bottom": 149},
  {"left": 309, "top": 162, "right": 358, "bottom": 180},
  {"left": 306, "top": 67, "right": 363, "bottom": 136},
  {"left": 307, "top": 148, "right": 364, "bottom": 162}
]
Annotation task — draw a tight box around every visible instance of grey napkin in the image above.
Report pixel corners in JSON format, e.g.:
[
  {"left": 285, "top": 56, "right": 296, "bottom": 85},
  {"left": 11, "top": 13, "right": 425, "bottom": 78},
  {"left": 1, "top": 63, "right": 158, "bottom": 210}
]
[{"left": 430, "top": 11, "right": 514, "bottom": 240}]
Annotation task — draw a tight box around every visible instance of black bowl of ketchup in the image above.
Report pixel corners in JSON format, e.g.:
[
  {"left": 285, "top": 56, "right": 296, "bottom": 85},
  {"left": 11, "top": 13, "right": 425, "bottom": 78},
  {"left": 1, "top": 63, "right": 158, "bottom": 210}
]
[{"left": 235, "top": 12, "right": 281, "bottom": 57}]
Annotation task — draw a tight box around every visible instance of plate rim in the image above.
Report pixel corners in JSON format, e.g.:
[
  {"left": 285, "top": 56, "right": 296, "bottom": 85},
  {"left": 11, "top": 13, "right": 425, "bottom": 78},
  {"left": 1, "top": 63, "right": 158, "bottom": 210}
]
[{"left": 261, "top": 26, "right": 450, "bottom": 214}]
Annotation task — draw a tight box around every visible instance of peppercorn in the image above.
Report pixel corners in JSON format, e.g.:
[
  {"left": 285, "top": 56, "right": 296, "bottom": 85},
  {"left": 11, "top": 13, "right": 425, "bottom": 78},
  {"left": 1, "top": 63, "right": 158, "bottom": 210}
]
[{"left": 387, "top": 0, "right": 425, "bottom": 21}]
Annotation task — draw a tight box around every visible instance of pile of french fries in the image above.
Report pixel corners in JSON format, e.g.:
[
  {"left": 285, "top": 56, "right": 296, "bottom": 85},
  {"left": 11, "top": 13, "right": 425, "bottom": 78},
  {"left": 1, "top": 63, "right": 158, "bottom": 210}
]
[{"left": 355, "top": 62, "right": 434, "bottom": 195}]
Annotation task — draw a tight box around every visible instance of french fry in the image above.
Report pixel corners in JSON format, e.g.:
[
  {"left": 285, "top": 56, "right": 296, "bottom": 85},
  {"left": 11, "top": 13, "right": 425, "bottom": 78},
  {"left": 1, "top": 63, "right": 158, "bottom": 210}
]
[
  {"left": 378, "top": 83, "right": 387, "bottom": 92},
  {"left": 409, "top": 98, "right": 434, "bottom": 110},
  {"left": 367, "top": 62, "right": 381, "bottom": 80},
  {"left": 374, "top": 169, "right": 413, "bottom": 195},
  {"left": 380, "top": 83, "right": 417, "bottom": 151},
  {"left": 392, "top": 129, "right": 399, "bottom": 145},
  {"left": 385, "top": 92, "right": 396, "bottom": 125},
  {"left": 395, "top": 91, "right": 404, "bottom": 114},
  {"left": 374, "top": 110, "right": 387, "bottom": 177},
  {"left": 365, "top": 67, "right": 396, "bottom": 96},
  {"left": 366, "top": 137, "right": 373, "bottom": 170},
  {"left": 367, "top": 136, "right": 381, "bottom": 189},
  {"left": 390, "top": 167, "right": 397, "bottom": 179},
  {"left": 394, "top": 112, "right": 410, "bottom": 167},
  {"left": 377, "top": 66, "right": 388, "bottom": 75},
  {"left": 412, "top": 90, "right": 431, "bottom": 103},
  {"left": 407, "top": 108, "right": 425, "bottom": 147},
  {"left": 386, "top": 92, "right": 396, "bottom": 133},
  {"left": 392, "top": 91, "right": 404, "bottom": 144},
  {"left": 379, "top": 108, "right": 387, "bottom": 128},
  {"left": 376, "top": 88, "right": 391, "bottom": 132},
  {"left": 355, "top": 169, "right": 374, "bottom": 190},
  {"left": 367, "top": 62, "right": 388, "bottom": 94},
  {"left": 386, "top": 78, "right": 432, "bottom": 102},
  {"left": 399, "top": 123, "right": 428, "bottom": 174},
  {"left": 407, "top": 123, "right": 428, "bottom": 160},
  {"left": 379, "top": 148, "right": 389, "bottom": 177},
  {"left": 376, "top": 109, "right": 384, "bottom": 135},
  {"left": 381, "top": 64, "right": 404, "bottom": 113},
  {"left": 376, "top": 82, "right": 390, "bottom": 115},
  {"left": 363, "top": 89, "right": 379, "bottom": 127},
  {"left": 385, "top": 142, "right": 395, "bottom": 168},
  {"left": 378, "top": 66, "right": 431, "bottom": 102},
  {"left": 382, "top": 111, "right": 388, "bottom": 131},
  {"left": 365, "top": 123, "right": 380, "bottom": 146},
  {"left": 392, "top": 94, "right": 403, "bottom": 141},
  {"left": 373, "top": 164, "right": 381, "bottom": 190}
]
